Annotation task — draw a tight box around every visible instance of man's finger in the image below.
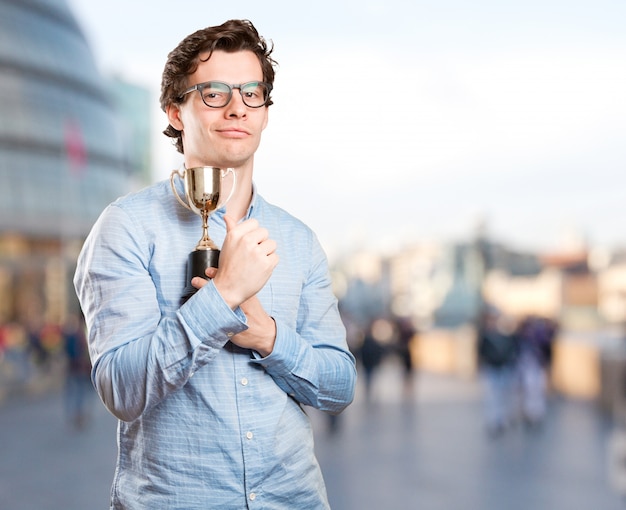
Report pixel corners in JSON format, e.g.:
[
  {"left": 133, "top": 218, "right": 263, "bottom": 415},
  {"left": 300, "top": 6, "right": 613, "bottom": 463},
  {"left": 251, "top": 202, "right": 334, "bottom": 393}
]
[{"left": 204, "top": 267, "right": 218, "bottom": 279}]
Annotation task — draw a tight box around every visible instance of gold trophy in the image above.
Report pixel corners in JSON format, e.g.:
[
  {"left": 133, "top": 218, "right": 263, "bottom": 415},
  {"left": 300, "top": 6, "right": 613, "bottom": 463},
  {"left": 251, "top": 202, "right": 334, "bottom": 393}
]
[{"left": 170, "top": 166, "right": 236, "bottom": 302}]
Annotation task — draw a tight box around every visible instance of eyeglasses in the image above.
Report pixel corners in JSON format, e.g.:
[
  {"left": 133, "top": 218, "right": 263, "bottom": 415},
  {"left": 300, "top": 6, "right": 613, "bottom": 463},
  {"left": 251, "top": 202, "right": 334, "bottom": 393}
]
[{"left": 178, "top": 81, "right": 272, "bottom": 108}]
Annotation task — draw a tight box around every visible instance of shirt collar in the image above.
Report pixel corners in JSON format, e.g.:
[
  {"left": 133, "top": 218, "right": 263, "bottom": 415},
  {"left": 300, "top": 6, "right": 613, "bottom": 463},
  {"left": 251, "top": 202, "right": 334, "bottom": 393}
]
[{"left": 246, "top": 183, "right": 258, "bottom": 220}]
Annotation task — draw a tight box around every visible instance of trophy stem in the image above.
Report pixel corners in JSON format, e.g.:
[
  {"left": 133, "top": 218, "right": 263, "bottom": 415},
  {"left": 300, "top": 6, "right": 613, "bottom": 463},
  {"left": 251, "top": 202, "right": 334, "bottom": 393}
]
[{"left": 196, "top": 210, "right": 218, "bottom": 250}]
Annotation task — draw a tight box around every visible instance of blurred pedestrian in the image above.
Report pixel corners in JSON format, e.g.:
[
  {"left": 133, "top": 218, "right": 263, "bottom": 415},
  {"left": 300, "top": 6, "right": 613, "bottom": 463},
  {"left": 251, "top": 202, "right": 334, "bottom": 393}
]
[
  {"left": 515, "top": 315, "right": 557, "bottom": 428},
  {"left": 477, "top": 306, "right": 519, "bottom": 437},
  {"left": 62, "top": 313, "right": 92, "bottom": 429},
  {"left": 358, "top": 319, "right": 387, "bottom": 402},
  {"left": 0, "top": 322, "right": 31, "bottom": 383},
  {"left": 393, "top": 316, "right": 417, "bottom": 398},
  {"left": 25, "top": 318, "right": 48, "bottom": 370}
]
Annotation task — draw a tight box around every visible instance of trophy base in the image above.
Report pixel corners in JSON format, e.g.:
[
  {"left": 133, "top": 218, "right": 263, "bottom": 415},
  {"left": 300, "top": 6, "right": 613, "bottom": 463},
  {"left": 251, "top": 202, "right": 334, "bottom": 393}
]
[{"left": 181, "top": 249, "right": 220, "bottom": 304}]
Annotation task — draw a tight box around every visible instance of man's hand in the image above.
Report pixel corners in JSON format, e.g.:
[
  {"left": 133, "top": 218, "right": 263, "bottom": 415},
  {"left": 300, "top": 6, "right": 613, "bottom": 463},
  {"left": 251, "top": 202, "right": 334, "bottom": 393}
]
[
  {"left": 232, "top": 296, "right": 276, "bottom": 356},
  {"left": 212, "top": 215, "right": 278, "bottom": 309}
]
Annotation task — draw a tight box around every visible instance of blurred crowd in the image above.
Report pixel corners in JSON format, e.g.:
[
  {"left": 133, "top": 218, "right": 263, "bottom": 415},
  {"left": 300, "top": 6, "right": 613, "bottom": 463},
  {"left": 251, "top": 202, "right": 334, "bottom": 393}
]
[
  {"left": 476, "top": 306, "right": 558, "bottom": 437},
  {"left": 0, "top": 313, "right": 93, "bottom": 428},
  {"left": 338, "top": 304, "right": 559, "bottom": 440},
  {"left": 344, "top": 313, "right": 418, "bottom": 403}
]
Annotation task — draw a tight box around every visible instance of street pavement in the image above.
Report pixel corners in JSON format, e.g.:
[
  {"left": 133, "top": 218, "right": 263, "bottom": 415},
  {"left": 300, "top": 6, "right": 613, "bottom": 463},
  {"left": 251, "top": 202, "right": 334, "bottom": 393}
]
[{"left": 1, "top": 360, "right": 624, "bottom": 510}]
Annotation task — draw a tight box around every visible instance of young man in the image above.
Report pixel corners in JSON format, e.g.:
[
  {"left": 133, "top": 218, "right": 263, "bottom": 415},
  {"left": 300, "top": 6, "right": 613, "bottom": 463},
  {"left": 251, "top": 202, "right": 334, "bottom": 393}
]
[{"left": 74, "top": 19, "right": 356, "bottom": 509}]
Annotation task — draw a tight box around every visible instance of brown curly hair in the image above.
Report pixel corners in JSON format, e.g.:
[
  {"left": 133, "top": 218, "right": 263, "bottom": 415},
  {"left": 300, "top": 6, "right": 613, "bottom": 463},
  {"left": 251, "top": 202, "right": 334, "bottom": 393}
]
[{"left": 160, "top": 19, "right": 277, "bottom": 154}]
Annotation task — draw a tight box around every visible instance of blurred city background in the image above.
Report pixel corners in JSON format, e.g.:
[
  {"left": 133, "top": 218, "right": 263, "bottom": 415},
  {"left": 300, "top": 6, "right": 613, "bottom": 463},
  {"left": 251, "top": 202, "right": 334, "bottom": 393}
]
[{"left": 1, "top": 0, "right": 626, "bottom": 508}]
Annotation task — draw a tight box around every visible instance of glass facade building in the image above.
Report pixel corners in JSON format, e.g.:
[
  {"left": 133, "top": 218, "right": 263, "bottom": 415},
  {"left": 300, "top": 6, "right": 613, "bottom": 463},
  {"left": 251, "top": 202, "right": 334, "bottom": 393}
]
[{"left": 0, "top": 0, "right": 137, "bottom": 329}]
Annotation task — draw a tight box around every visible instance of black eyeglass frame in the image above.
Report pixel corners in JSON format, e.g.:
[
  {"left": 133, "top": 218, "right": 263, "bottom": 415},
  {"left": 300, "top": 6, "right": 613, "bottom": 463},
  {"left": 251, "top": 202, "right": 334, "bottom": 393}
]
[{"left": 178, "top": 81, "right": 273, "bottom": 108}]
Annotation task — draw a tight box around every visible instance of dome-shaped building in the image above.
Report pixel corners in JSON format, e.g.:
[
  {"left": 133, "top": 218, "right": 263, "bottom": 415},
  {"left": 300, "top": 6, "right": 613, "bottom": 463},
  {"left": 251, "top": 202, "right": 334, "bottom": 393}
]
[{"left": 0, "top": 0, "right": 134, "bottom": 331}]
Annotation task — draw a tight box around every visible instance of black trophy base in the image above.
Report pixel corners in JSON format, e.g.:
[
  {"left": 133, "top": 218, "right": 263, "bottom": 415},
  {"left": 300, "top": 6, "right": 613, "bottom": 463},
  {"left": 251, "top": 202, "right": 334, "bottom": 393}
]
[{"left": 181, "top": 249, "right": 220, "bottom": 304}]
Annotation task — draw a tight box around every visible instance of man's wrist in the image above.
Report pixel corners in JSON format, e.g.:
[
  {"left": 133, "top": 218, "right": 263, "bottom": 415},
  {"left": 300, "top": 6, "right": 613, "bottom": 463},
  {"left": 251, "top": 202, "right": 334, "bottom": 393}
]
[{"left": 256, "top": 316, "right": 277, "bottom": 357}]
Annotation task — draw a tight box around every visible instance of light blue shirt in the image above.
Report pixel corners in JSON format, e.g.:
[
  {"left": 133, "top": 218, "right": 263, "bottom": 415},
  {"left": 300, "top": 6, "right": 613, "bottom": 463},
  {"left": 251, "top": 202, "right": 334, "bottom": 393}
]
[{"left": 74, "top": 179, "right": 356, "bottom": 509}]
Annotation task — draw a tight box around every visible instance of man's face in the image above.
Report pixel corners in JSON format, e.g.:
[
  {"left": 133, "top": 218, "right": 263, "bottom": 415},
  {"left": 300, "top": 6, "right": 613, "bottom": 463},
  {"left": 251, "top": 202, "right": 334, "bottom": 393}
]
[{"left": 168, "top": 50, "right": 269, "bottom": 170}]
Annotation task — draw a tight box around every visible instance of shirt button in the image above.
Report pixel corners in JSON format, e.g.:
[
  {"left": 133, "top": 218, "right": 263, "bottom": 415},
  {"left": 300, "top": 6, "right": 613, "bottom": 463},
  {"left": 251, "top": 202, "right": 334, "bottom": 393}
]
[
  {"left": 227, "top": 331, "right": 234, "bottom": 338},
  {"left": 249, "top": 493, "right": 256, "bottom": 501},
  {"left": 241, "top": 377, "right": 248, "bottom": 386},
  {"left": 246, "top": 431, "right": 253, "bottom": 440}
]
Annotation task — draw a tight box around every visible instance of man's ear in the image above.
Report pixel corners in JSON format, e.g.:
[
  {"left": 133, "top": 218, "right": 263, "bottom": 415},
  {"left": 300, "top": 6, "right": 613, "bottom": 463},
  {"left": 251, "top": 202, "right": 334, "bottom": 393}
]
[{"left": 166, "top": 104, "right": 184, "bottom": 131}]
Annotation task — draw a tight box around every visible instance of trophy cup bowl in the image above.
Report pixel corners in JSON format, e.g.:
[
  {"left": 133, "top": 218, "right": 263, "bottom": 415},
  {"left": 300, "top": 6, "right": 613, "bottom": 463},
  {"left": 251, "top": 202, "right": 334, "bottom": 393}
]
[{"left": 170, "top": 166, "right": 236, "bottom": 302}]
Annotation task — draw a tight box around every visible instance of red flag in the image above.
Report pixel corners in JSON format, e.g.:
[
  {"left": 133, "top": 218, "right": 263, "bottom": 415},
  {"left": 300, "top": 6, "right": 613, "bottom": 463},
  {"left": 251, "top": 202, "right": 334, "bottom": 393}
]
[{"left": 64, "top": 118, "right": 87, "bottom": 177}]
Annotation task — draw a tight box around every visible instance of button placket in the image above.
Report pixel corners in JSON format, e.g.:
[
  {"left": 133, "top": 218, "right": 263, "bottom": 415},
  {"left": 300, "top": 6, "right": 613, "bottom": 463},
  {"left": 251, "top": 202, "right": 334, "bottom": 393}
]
[{"left": 234, "top": 358, "right": 261, "bottom": 505}]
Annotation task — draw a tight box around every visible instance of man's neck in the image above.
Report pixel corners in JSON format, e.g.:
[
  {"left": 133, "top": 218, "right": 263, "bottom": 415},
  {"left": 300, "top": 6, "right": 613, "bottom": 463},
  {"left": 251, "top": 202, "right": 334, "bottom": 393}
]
[{"left": 224, "top": 166, "right": 253, "bottom": 221}]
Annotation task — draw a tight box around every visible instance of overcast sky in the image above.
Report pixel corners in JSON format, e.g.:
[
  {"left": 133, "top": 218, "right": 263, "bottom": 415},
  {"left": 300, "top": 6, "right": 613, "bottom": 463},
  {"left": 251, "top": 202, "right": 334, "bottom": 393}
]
[{"left": 67, "top": 0, "right": 626, "bottom": 259}]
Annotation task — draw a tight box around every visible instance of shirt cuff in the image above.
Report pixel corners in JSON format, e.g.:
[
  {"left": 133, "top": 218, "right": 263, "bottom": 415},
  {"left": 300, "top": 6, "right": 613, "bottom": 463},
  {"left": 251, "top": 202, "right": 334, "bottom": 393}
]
[
  {"left": 251, "top": 318, "right": 299, "bottom": 371},
  {"left": 177, "top": 280, "right": 247, "bottom": 350}
]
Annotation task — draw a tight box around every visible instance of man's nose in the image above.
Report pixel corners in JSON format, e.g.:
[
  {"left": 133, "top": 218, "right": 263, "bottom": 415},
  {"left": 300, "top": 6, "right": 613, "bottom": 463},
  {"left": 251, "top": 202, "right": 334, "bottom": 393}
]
[{"left": 225, "top": 89, "right": 247, "bottom": 117}]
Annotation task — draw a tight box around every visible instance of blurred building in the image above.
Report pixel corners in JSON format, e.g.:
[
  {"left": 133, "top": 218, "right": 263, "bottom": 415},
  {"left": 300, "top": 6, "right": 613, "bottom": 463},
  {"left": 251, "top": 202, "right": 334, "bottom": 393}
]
[
  {"left": 336, "top": 237, "right": 544, "bottom": 330},
  {"left": 108, "top": 77, "right": 153, "bottom": 184},
  {"left": 0, "top": 0, "right": 146, "bottom": 331}
]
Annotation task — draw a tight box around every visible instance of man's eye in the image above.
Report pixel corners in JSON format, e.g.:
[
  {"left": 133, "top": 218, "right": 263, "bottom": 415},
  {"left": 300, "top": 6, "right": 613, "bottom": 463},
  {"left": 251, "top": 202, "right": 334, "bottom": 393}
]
[{"left": 204, "top": 91, "right": 224, "bottom": 101}]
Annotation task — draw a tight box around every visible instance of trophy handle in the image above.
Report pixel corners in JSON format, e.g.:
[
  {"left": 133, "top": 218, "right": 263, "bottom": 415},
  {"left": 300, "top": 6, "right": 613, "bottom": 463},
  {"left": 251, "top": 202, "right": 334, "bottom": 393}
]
[
  {"left": 220, "top": 168, "right": 237, "bottom": 207},
  {"left": 170, "top": 168, "right": 192, "bottom": 211}
]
